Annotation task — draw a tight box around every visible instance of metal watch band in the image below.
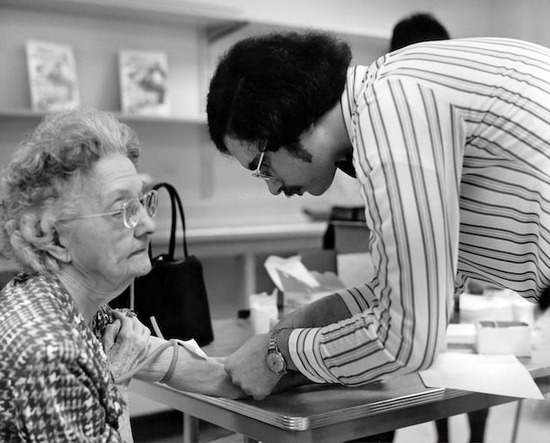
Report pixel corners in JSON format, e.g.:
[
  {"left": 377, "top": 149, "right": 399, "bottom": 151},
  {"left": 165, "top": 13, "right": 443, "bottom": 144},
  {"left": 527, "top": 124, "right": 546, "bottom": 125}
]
[
  {"left": 266, "top": 329, "right": 288, "bottom": 376},
  {"left": 268, "top": 329, "right": 281, "bottom": 353}
]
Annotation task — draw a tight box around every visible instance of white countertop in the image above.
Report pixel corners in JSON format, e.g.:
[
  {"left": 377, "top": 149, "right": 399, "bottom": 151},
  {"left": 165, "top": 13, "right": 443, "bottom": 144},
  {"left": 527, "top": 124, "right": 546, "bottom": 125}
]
[{"left": 151, "top": 221, "right": 328, "bottom": 257}]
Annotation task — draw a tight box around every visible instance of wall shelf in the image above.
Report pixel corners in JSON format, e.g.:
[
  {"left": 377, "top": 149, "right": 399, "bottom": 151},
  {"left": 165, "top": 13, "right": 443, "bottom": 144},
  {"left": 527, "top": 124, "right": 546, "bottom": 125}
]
[
  {"left": 0, "top": 109, "right": 207, "bottom": 126},
  {"left": 238, "top": 19, "right": 389, "bottom": 47},
  {"left": 0, "top": 0, "right": 245, "bottom": 30}
]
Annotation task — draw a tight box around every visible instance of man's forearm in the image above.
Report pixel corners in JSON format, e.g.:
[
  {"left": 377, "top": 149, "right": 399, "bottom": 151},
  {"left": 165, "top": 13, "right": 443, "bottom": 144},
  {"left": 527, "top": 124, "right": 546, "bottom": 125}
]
[
  {"left": 275, "top": 293, "right": 351, "bottom": 329},
  {"left": 274, "top": 293, "right": 351, "bottom": 373}
]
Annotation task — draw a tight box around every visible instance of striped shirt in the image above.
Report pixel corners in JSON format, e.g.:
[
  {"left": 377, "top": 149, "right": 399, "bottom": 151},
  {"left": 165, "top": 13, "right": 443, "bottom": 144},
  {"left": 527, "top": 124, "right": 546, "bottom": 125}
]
[{"left": 288, "top": 38, "right": 550, "bottom": 385}]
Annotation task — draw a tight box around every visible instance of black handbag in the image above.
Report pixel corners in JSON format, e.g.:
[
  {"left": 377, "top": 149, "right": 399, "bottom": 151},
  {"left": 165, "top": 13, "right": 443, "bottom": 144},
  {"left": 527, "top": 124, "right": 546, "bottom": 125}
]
[{"left": 125, "top": 182, "right": 214, "bottom": 346}]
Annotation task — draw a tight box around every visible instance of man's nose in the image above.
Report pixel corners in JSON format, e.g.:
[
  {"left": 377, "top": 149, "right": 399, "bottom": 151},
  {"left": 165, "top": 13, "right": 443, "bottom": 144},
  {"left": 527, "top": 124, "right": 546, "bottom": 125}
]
[{"left": 265, "top": 180, "right": 283, "bottom": 195}]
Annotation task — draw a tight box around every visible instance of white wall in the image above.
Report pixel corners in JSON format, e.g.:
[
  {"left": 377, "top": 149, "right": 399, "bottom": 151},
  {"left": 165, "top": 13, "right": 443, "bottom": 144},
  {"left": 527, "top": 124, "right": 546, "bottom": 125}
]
[
  {"left": 237, "top": 0, "right": 491, "bottom": 39},
  {"left": 237, "top": 0, "right": 550, "bottom": 44}
]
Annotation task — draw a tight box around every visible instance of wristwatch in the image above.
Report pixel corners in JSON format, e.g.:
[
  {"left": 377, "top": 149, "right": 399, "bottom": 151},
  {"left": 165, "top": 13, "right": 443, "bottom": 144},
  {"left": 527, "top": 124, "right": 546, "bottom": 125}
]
[{"left": 266, "top": 329, "right": 288, "bottom": 376}]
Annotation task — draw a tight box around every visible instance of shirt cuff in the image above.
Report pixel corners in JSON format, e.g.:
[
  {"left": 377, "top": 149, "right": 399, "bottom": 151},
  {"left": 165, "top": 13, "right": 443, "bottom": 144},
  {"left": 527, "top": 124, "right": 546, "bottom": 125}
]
[{"left": 287, "top": 328, "right": 339, "bottom": 384}]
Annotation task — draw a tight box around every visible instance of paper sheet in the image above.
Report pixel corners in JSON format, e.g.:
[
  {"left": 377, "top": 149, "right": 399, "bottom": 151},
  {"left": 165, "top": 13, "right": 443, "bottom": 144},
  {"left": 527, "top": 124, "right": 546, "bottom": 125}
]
[
  {"left": 174, "top": 338, "right": 208, "bottom": 360},
  {"left": 419, "top": 353, "right": 543, "bottom": 399},
  {"left": 264, "top": 255, "right": 320, "bottom": 290}
]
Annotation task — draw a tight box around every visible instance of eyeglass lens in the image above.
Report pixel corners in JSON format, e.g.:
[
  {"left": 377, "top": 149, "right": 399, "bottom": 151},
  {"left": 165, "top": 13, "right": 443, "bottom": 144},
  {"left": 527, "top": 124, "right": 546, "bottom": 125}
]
[{"left": 123, "top": 191, "right": 158, "bottom": 228}]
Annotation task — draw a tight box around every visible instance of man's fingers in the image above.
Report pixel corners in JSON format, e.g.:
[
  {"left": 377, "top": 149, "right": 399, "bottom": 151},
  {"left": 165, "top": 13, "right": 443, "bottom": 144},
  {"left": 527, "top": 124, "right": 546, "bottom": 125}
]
[{"left": 251, "top": 391, "right": 268, "bottom": 401}]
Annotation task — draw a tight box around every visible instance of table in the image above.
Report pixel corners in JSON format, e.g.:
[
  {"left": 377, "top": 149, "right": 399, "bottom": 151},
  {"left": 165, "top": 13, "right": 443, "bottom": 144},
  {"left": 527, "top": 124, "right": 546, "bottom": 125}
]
[{"left": 130, "top": 318, "right": 550, "bottom": 443}]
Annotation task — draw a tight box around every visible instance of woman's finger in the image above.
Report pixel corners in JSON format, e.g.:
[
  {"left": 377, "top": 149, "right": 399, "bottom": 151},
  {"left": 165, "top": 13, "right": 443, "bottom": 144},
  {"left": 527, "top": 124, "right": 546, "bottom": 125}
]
[{"left": 102, "top": 319, "right": 121, "bottom": 351}]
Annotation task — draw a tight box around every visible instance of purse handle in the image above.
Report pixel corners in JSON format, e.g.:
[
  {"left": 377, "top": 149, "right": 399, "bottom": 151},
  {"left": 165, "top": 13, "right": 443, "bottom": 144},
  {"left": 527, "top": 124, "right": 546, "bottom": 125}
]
[{"left": 150, "top": 182, "right": 189, "bottom": 260}]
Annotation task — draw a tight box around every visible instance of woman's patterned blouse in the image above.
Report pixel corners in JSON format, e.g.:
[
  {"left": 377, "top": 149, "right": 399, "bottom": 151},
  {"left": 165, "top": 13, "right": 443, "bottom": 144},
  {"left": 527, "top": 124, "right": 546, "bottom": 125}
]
[{"left": 0, "top": 273, "right": 124, "bottom": 442}]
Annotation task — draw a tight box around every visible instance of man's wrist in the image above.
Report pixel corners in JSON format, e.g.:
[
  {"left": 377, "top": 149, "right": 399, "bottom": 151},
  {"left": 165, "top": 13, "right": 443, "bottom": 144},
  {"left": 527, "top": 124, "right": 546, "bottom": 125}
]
[{"left": 275, "top": 328, "right": 297, "bottom": 372}]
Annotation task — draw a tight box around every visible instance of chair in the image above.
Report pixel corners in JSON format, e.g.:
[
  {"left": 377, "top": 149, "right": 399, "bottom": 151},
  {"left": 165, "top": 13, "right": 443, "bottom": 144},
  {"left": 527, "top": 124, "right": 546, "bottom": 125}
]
[
  {"left": 322, "top": 220, "right": 370, "bottom": 254},
  {"left": 0, "top": 269, "right": 18, "bottom": 290}
]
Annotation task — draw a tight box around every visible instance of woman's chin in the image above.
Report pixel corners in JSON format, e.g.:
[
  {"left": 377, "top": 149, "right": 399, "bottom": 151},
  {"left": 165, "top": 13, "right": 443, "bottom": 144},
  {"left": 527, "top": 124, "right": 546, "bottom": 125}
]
[{"left": 130, "top": 258, "right": 153, "bottom": 278}]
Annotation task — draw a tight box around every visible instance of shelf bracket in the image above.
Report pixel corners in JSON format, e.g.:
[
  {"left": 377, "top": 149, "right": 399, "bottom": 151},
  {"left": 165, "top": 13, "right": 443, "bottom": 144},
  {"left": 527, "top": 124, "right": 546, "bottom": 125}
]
[{"left": 206, "top": 20, "right": 248, "bottom": 43}]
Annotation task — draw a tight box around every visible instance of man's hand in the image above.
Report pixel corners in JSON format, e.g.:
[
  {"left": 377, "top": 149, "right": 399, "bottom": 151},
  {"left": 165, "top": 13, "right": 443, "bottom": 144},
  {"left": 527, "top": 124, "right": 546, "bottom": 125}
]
[
  {"left": 224, "top": 333, "right": 281, "bottom": 401},
  {"left": 102, "top": 310, "right": 151, "bottom": 384}
]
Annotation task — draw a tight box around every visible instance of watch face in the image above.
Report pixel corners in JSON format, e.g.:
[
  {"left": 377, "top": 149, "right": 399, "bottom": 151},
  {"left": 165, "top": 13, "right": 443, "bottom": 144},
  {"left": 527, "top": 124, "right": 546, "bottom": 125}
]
[{"left": 266, "top": 352, "right": 286, "bottom": 375}]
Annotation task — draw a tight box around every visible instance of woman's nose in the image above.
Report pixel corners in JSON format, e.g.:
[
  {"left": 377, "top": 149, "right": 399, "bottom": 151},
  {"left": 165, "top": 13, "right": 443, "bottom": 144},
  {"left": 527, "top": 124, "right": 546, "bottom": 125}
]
[
  {"left": 266, "top": 179, "right": 283, "bottom": 195},
  {"left": 135, "top": 205, "right": 156, "bottom": 236}
]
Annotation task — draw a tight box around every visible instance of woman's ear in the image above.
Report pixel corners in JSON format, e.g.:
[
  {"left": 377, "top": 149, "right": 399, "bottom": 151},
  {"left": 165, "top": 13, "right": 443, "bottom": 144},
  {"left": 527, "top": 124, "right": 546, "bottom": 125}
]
[
  {"left": 42, "top": 243, "right": 71, "bottom": 263},
  {"left": 41, "top": 229, "right": 71, "bottom": 263}
]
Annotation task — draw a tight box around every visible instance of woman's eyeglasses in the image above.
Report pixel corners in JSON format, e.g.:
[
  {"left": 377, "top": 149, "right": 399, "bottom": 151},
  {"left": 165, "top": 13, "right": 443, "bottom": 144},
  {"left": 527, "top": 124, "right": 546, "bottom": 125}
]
[
  {"left": 251, "top": 142, "right": 277, "bottom": 182},
  {"left": 58, "top": 189, "right": 158, "bottom": 229}
]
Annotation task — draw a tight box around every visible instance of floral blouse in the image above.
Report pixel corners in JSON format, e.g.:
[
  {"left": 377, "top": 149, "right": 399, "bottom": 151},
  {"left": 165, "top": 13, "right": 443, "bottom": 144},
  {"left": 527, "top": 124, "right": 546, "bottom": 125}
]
[{"left": 0, "top": 273, "right": 124, "bottom": 442}]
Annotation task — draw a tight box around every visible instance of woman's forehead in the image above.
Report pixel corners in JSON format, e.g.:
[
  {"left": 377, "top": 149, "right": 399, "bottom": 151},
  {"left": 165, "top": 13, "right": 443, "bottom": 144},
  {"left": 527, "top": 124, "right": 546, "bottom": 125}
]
[{"left": 87, "top": 155, "right": 149, "bottom": 197}]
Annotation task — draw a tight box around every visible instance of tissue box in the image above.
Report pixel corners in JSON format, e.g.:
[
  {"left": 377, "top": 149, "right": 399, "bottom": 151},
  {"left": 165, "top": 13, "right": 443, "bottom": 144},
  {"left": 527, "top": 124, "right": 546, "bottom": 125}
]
[
  {"left": 475, "top": 320, "right": 531, "bottom": 357},
  {"left": 281, "top": 271, "right": 343, "bottom": 312},
  {"left": 264, "top": 252, "right": 345, "bottom": 314}
]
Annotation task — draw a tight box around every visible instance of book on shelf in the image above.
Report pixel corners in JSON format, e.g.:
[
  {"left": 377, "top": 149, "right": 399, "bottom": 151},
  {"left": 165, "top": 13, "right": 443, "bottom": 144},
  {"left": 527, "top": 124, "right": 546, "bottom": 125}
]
[
  {"left": 25, "top": 40, "right": 80, "bottom": 112},
  {"left": 118, "top": 50, "right": 170, "bottom": 116}
]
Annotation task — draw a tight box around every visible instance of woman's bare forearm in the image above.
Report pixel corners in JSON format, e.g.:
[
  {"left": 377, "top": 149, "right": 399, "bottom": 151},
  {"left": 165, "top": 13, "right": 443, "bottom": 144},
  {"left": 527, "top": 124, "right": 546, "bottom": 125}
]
[{"left": 134, "top": 336, "right": 244, "bottom": 399}]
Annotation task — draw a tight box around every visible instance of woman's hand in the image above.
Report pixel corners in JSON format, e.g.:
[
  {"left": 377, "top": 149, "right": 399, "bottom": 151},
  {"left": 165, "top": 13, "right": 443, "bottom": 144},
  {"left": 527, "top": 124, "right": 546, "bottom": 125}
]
[
  {"left": 102, "top": 310, "right": 151, "bottom": 384},
  {"left": 132, "top": 336, "right": 246, "bottom": 399},
  {"left": 203, "top": 357, "right": 247, "bottom": 399}
]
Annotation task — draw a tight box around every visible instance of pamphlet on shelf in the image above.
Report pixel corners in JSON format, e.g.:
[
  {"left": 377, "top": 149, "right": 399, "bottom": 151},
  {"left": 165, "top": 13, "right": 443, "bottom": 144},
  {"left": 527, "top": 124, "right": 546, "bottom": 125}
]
[
  {"left": 26, "top": 40, "right": 80, "bottom": 112},
  {"left": 119, "top": 50, "right": 170, "bottom": 116}
]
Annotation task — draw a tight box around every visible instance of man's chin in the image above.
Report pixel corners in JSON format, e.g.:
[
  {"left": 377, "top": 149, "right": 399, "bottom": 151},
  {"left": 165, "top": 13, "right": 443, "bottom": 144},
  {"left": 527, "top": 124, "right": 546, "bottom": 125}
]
[{"left": 308, "top": 187, "right": 329, "bottom": 196}]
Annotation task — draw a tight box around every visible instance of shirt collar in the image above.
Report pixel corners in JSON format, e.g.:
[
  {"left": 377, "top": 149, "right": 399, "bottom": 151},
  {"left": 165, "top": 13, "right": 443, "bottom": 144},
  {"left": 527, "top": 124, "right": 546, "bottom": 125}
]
[{"left": 337, "top": 67, "right": 361, "bottom": 178}]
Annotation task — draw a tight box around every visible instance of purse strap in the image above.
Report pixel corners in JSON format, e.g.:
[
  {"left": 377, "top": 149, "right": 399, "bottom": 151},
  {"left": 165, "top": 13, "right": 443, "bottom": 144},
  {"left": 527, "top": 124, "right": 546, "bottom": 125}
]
[{"left": 151, "top": 182, "right": 189, "bottom": 259}]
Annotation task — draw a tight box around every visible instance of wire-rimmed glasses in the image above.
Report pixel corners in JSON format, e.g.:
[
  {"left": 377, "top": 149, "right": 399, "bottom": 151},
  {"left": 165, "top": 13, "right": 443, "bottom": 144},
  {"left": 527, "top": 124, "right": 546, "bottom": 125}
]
[
  {"left": 58, "top": 189, "right": 158, "bottom": 229},
  {"left": 251, "top": 142, "right": 277, "bottom": 182}
]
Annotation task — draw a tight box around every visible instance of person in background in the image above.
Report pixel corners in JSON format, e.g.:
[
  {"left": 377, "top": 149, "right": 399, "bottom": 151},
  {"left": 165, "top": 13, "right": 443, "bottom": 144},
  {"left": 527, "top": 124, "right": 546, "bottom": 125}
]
[
  {"left": 0, "top": 109, "right": 242, "bottom": 443},
  {"left": 389, "top": 11, "right": 450, "bottom": 50},
  {"left": 206, "top": 29, "right": 550, "bottom": 442}
]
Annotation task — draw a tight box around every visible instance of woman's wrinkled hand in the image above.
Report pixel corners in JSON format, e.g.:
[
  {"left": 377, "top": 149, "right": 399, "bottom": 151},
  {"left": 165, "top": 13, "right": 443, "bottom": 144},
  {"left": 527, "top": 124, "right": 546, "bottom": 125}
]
[
  {"left": 102, "top": 310, "right": 151, "bottom": 384},
  {"left": 207, "top": 357, "right": 248, "bottom": 400}
]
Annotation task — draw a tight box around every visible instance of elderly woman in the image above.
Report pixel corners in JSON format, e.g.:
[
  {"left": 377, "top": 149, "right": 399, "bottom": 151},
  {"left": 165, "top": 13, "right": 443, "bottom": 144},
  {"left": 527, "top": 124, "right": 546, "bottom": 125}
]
[{"left": 0, "top": 109, "right": 242, "bottom": 443}]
